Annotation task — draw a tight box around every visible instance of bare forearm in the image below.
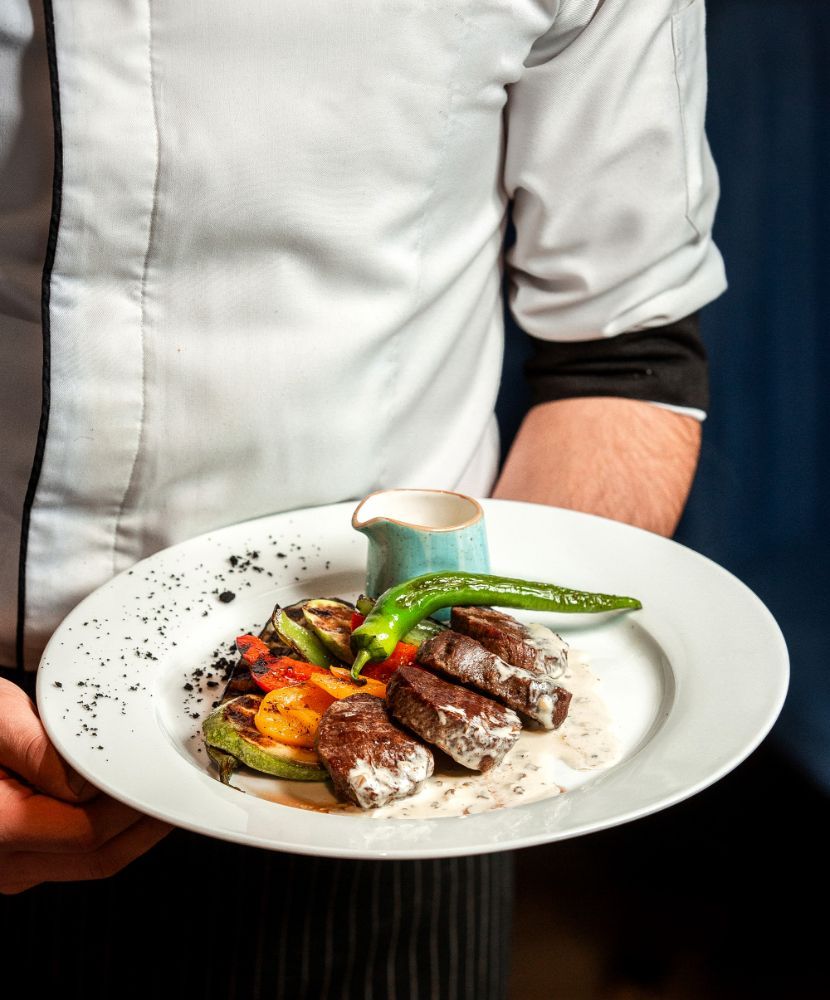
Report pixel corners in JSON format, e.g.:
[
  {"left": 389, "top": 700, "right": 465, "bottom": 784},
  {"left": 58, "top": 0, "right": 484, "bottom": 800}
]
[{"left": 492, "top": 397, "right": 701, "bottom": 538}]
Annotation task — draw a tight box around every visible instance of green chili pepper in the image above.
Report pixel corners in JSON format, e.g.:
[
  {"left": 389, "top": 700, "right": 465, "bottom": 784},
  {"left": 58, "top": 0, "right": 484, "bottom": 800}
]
[
  {"left": 356, "top": 595, "right": 446, "bottom": 646},
  {"left": 349, "top": 571, "right": 641, "bottom": 679}
]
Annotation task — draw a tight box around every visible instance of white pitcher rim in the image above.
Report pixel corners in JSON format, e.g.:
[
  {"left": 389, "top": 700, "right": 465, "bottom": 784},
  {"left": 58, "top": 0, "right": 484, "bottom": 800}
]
[{"left": 351, "top": 488, "right": 485, "bottom": 533}]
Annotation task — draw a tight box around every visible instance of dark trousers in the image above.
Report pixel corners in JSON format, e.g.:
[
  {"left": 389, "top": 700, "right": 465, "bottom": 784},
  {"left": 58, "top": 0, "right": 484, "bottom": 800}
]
[{"left": 0, "top": 828, "right": 514, "bottom": 999}]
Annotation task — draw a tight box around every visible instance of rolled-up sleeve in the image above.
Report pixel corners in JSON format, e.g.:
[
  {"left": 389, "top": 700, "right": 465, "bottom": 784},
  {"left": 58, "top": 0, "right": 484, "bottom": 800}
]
[{"left": 503, "top": 0, "right": 727, "bottom": 343}]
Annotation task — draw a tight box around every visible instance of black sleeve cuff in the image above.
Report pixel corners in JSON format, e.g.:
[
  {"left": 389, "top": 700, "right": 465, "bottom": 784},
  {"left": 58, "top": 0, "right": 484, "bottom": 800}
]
[{"left": 523, "top": 312, "right": 709, "bottom": 413}]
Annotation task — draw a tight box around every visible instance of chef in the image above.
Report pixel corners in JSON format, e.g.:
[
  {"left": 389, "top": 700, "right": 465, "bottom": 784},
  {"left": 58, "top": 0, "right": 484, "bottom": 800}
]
[{"left": 0, "top": 1, "right": 724, "bottom": 996}]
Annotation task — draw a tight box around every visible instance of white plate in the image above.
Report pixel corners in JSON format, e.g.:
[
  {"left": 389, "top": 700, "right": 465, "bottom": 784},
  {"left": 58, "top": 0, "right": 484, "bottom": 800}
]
[{"left": 36, "top": 500, "right": 788, "bottom": 859}]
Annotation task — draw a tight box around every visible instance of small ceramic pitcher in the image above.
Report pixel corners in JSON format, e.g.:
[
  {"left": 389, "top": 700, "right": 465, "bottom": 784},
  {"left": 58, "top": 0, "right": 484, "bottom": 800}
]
[{"left": 352, "top": 489, "right": 490, "bottom": 603}]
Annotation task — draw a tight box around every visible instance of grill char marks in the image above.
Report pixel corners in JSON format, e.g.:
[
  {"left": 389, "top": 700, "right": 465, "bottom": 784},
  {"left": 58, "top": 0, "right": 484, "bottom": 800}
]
[
  {"left": 451, "top": 606, "right": 568, "bottom": 677},
  {"left": 386, "top": 664, "right": 521, "bottom": 772},
  {"left": 315, "top": 694, "right": 434, "bottom": 809},
  {"left": 223, "top": 695, "right": 276, "bottom": 750},
  {"left": 416, "top": 629, "right": 571, "bottom": 730}
]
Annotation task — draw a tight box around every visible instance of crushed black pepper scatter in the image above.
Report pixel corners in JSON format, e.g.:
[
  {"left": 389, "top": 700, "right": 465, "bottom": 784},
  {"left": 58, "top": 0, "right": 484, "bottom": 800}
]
[{"left": 46, "top": 529, "right": 351, "bottom": 771}]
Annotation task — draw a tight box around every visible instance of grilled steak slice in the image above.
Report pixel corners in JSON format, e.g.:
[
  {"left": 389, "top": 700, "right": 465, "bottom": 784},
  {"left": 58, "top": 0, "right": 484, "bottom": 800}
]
[
  {"left": 451, "top": 606, "right": 568, "bottom": 678},
  {"left": 315, "top": 694, "right": 434, "bottom": 809},
  {"left": 416, "top": 630, "right": 571, "bottom": 729},
  {"left": 386, "top": 664, "right": 521, "bottom": 772}
]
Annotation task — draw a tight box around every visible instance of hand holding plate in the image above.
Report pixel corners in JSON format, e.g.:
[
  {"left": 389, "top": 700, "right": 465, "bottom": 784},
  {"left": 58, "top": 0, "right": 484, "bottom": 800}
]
[{"left": 0, "top": 678, "right": 171, "bottom": 894}]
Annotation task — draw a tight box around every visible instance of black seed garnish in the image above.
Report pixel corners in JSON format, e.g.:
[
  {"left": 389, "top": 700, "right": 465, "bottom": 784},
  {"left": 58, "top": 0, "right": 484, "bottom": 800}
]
[{"left": 218, "top": 590, "right": 235, "bottom": 603}]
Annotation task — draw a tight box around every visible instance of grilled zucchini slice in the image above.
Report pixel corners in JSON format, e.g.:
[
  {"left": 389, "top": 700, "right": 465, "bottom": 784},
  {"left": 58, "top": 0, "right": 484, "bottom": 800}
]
[
  {"left": 202, "top": 694, "right": 325, "bottom": 781},
  {"left": 302, "top": 599, "right": 355, "bottom": 662}
]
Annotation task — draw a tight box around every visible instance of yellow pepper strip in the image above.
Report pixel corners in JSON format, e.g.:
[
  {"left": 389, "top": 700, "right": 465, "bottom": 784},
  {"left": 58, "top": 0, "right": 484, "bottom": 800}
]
[
  {"left": 312, "top": 668, "right": 387, "bottom": 700},
  {"left": 254, "top": 683, "right": 336, "bottom": 748}
]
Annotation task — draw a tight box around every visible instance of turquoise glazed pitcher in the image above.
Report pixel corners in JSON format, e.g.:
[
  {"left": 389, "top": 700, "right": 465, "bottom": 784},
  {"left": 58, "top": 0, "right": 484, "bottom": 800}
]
[{"left": 351, "top": 489, "right": 490, "bottom": 610}]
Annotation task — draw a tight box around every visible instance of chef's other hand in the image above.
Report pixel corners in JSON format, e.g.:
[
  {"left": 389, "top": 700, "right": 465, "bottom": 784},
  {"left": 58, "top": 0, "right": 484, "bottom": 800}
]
[{"left": 0, "top": 678, "right": 172, "bottom": 894}]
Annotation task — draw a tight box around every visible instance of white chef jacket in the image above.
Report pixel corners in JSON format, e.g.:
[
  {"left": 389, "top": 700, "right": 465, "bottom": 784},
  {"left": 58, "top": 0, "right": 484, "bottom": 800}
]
[{"left": 0, "top": 0, "right": 726, "bottom": 670}]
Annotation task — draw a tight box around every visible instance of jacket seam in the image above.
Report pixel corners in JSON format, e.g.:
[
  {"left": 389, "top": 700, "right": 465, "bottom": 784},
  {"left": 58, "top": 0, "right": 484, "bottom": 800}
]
[
  {"left": 16, "top": 0, "right": 63, "bottom": 674},
  {"left": 112, "top": 0, "right": 160, "bottom": 574}
]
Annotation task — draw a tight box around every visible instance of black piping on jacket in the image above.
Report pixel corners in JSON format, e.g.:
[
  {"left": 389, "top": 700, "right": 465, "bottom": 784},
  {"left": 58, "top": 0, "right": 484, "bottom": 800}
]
[{"left": 16, "top": 0, "right": 62, "bottom": 674}]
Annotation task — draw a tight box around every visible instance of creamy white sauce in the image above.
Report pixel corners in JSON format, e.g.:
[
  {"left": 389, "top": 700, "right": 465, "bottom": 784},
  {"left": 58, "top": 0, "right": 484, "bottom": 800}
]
[
  {"left": 534, "top": 693, "right": 555, "bottom": 729},
  {"left": 490, "top": 654, "right": 532, "bottom": 684},
  {"left": 364, "top": 643, "right": 619, "bottom": 820},
  {"left": 549, "top": 647, "right": 619, "bottom": 771},
  {"left": 523, "top": 622, "right": 568, "bottom": 677},
  {"left": 433, "top": 705, "right": 521, "bottom": 770},
  {"left": 347, "top": 747, "right": 434, "bottom": 809}
]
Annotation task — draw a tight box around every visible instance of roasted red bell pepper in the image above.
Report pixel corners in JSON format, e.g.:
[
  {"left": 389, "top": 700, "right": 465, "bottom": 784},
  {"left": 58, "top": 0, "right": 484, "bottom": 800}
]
[{"left": 236, "top": 634, "right": 327, "bottom": 692}]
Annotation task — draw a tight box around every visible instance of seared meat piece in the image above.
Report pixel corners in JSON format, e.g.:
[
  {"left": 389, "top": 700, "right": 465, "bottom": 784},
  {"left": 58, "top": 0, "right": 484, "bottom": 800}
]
[
  {"left": 315, "top": 694, "right": 434, "bottom": 809},
  {"left": 451, "top": 606, "right": 568, "bottom": 678},
  {"left": 417, "top": 630, "right": 572, "bottom": 729},
  {"left": 386, "top": 664, "right": 521, "bottom": 772}
]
